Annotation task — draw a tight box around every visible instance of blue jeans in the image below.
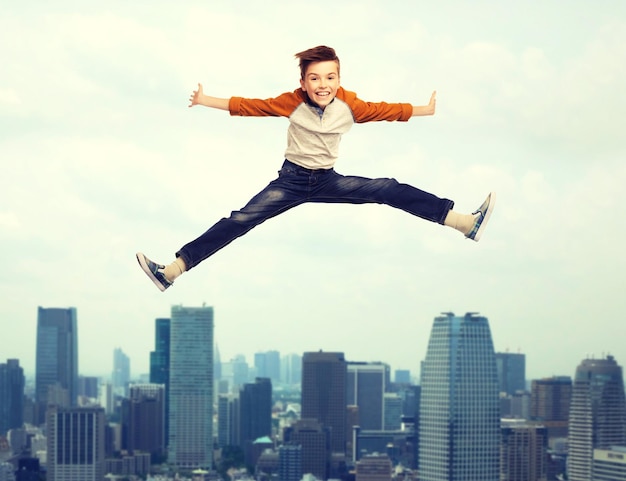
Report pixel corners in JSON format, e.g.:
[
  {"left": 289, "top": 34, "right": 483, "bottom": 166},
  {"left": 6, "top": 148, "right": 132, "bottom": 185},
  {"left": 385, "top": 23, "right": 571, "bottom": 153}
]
[{"left": 177, "top": 160, "right": 454, "bottom": 269}]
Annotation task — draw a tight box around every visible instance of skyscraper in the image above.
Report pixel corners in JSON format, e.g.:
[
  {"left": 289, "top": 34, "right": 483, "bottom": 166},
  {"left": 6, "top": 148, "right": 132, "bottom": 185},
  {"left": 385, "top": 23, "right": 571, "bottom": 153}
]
[
  {"left": 222, "top": 355, "right": 250, "bottom": 390},
  {"left": 567, "top": 355, "right": 626, "bottom": 481},
  {"left": 78, "top": 376, "right": 99, "bottom": 399},
  {"left": 35, "top": 307, "right": 79, "bottom": 420},
  {"left": 149, "top": 318, "right": 170, "bottom": 386},
  {"left": 239, "top": 377, "right": 272, "bottom": 464},
  {"left": 355, "top": 453, "right": 393, "bottom": 481},
  {"left": 530, "top": 376, "right": 572, "bottom": 438},
  {"left": 112, "top": 348, "right": 130, "bottom": 396},
  {"left": 46, "top": 406, "right": 105, "bottom": 481},
  {"left": 394, "top": 369, "right": 411, "bottom": 384},
  {"left": 123, "top": 384, "right": 166, "bottom": 461},
  {"left": 346, "top": 362, "right": 390, "bottom": 430},
  {"left": 592, "top": 446, "right": 626, "bottom": 481},
  {"left": 214, "top": 343, "right": 222, "bottom": 382},
  {"left": 302, "top": 351, "right": 347, "bottom": 454},
  {"left": 500, "top": 420, "right": 548, "bottom": 481},
  {"left": 255, "top": 351, "right": 281, "bottom": 384},
  {"left": 383, "top": 393, "right": 402, "bottom": 430},
  {"left": 419, "top": 312, "right": 500, "bottom": 481},
  {"left": 284, "top": 418, "right": 330, "bottom": 480},
  {"left": 281, "top": 353, "right": 302, "bottom": 385},
  {"left": 149, "top": 317, "right": 170, "bottom": 443},
  {"left": 278, "top": 443, "right": 303, "bottom": 481},
  {"left": 168, "top": 305, "right": 214, "bottom": 469},
  {"left": 217, "top": 394, "right": 237, "bottom": 447},
  {"left": 495, "top": 352, "right": 526, "bottom": 395},
  {"left": 0, "top": 359, "right": 24, "bottom": 435},
  {"left": 239, "top": 377, "right": 272, "bottom": 465}
]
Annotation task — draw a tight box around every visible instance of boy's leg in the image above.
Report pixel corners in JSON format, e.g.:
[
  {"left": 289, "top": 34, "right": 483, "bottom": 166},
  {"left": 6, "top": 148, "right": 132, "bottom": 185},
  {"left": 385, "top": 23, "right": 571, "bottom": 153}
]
[
  {"left": 311, "top": 170, "right": 494, "bottom": 240},
  {"left": 177, "top": 168, "right": 311, "bottom": 269},
  {"left": 311, "top": 170, "right": 454, "bottom": 223},
  {"left": 137, "top": 161, "right": 312, "bottom": 290}
]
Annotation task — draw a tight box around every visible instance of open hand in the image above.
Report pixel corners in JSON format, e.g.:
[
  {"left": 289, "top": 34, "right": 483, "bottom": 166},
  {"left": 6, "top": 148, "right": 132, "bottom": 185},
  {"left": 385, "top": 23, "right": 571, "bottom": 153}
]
[
  {"left": 427, "top": 90, "right": 436, "bottom": 115},
  {"left": 188, "top": 83, "right": 204, "bottom": 107}
]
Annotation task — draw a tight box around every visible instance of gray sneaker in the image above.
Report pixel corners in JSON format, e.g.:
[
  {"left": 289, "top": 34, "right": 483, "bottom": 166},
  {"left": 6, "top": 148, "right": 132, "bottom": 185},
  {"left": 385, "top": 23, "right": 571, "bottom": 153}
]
[
  {"left": 136, "top": 252, "right": 172, "bottom": 292},
  {"left": 466, "top": 192, "right": 496, "bottom": 242}
]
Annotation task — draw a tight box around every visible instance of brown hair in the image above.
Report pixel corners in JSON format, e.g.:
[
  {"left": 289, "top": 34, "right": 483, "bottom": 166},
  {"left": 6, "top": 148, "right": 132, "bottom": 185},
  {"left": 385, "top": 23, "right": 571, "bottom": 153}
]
[{"left": 294, "top": 45, "right": 340, "bottom": 80}]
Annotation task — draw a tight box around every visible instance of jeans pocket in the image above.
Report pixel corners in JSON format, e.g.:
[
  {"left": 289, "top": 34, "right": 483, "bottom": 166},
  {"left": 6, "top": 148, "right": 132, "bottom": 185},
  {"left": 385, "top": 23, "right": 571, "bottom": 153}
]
[{"left": 279, "top": 167, "right": 298, "bottom": 177}]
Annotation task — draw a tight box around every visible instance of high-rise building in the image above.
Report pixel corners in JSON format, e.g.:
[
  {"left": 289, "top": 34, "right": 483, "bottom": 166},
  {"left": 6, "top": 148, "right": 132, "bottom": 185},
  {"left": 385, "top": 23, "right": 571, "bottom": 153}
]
[
  {"left": 352, "top": 426, "right": 417, "bottom": 468},
  {"left": 394, "top": 370, "right": 411, "bottom": 384},
  {"left": 35, "top": 307, "right": 78, "bottom": 418},
  {"left": 168, "top": 305, "right": 214, "bottom": 469},
  {"left": 122, "top": 384, "right": 165, "bottom": 461},
  {"left": 383, "top": 393, "right": 402, "bottom": 430},
  {"left": 278, "top": 443, "right": 303, "bottom": 481},
  {"left": 149, "top": 318, "right": 170, "bottom": 442},
  {"left": 215, "top": 343, "right": 222, "bottom": 382},
  {"left": 284, "top": 418, "right": 330, "bottom": 480},
  {"left": 99, "top": 382, "right": 114, "bottom": 415},
  {"left": 496, "top": 352, "right": 526, "bottom": 395},
  {"left": 149, "top": 318, "right": 170, "bottom": 386},
  {"left": 419, "top": 312, "right": 500, "bottom": 481},
  {"left": 347, "top": 362, "right": 390, "bottom": 430},
  {"left": 302, "top": 351, "right": 347, "bottom": 454},
  {"left": 500, "top": 419, "right": 548, "bottom": 481},
  {"left": 399, "top": 384, "right": 421, "bottom": 419},
  {"left": 217, "top": 394, "right": 237, "bottom": 447},
  {"left": 281, "top": 353, "right": 302, "bottom": 385},
  {"left": 112, "top": 348, "right": 130, "bottom": 396},
  {"left": 592, "top": 446, "right": 626, "bottom": 481},
  {"left": 222, "top": 355, "right": 250, "bottom": 390},
  {"left": 567, "top": 355, "right": 626, "bottom": 481},
  {"left": 355, "top": 453, "right": 393, "bottom": 481},
  {"left": 500, "top": 392, "right": 531, "bottom": 419},
  {"left": 239, "top": 377, "right": 272, "bottom": 463},
  {"left": 78, "top": 376, "right": 99, "bottom": 399},
  {"left": 530, "top": 376, "right": 572, "bottom": 438},
  {"left": 255, "top": 351, "right": 281, "bottom": 384},
  {"left": 46, "top": 406, "right": 105, "bottom": 481},
  {"left": 0, "top": 359, "right": 24, "bottom": 435}
]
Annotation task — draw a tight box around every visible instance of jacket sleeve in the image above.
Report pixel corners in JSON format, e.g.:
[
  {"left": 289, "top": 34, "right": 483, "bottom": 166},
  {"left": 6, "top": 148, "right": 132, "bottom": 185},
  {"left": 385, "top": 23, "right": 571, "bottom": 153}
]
[
  {"left": 229, "top": 89, "right": 305, "bottom": 118},
  {"left": 338, "top": 88, "right": 413, "bottom": 123}
]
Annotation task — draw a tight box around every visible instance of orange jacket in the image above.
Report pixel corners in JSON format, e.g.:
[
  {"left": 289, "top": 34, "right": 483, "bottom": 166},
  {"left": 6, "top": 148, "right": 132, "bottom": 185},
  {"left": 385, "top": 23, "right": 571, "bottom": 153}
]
[{"left": 229, "top": 87, "right": 413, "bottom": 170}]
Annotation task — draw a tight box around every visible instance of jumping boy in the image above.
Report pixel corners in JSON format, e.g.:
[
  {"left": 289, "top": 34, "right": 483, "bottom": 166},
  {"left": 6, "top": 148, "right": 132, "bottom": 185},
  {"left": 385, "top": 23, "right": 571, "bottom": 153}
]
[{"left": 137, "top": 45, "right": 495, "bottom": 292}]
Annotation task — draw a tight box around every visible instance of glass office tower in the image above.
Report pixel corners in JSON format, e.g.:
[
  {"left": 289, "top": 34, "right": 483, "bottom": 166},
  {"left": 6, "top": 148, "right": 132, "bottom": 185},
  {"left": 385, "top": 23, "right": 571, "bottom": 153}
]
[
  {"left": 567, "top": 355, "right": 626, "bottom": 481},
  {"left": 35, "top": 307, "right": 79, "bottom": 411},
  {"left": 46, "top": 406, "right": 105, "bottom": 481},
  {"left": 150, "top": 318, "right": 170, "bottom": 443},
  {"left": 168, "top": 305, "right": 214, "bottom": 469},
  {"left": 301, "top": 351, "right": 347, "bottom": 454},
  {"left": 419, "top": 312, "right": 500, "bottom": 481}
]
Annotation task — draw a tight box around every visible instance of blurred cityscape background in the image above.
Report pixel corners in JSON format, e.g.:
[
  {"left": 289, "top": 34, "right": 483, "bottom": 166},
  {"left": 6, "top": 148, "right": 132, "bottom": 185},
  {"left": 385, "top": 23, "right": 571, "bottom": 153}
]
[{"left": 1, "top": 306, "right": 625, "bottom": 481}]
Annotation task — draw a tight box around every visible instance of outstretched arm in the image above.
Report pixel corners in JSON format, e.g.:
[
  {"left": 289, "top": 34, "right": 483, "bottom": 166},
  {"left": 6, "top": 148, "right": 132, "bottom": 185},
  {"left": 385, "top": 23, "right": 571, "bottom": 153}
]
[
  {"left": 411, "top": 91, "right": 436, "bottom": 116},
  {"left": 188, "top": 83, "right": 230, "bottom": 110}
]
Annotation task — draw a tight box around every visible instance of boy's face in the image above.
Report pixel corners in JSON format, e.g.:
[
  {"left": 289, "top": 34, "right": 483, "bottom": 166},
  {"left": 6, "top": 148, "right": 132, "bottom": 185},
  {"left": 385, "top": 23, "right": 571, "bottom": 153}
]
[{"left": 300, "top": 60, "right": 340, "bottom": 109}]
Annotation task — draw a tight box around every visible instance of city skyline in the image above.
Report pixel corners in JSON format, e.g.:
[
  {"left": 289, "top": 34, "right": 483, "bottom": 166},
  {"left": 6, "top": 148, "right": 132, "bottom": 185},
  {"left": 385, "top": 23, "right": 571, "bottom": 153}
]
[
  {"left": 9, "top": 304, "right": 625, "bottom": 386},
  {"left": 2, "top": 1, "right": 626, "bottom": 382},
  {"left": 2, "top": 307, "right": 625, "bottom": 479}
]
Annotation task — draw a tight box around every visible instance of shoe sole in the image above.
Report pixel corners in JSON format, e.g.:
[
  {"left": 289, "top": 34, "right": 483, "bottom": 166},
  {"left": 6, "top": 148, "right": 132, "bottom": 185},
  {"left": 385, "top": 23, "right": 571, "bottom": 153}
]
[
  {"left": 136, "top": 252, "right": 168, "bottom": 292},
  {"left": 472, "top": 192, "right": 496, "bottom": 242}
]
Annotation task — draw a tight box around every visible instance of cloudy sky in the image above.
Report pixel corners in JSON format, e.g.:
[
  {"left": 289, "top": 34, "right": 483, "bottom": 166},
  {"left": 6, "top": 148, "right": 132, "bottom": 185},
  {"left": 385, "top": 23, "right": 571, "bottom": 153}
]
[{"left": 2, "top": 1, "right": 625, "bottom": 381}]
